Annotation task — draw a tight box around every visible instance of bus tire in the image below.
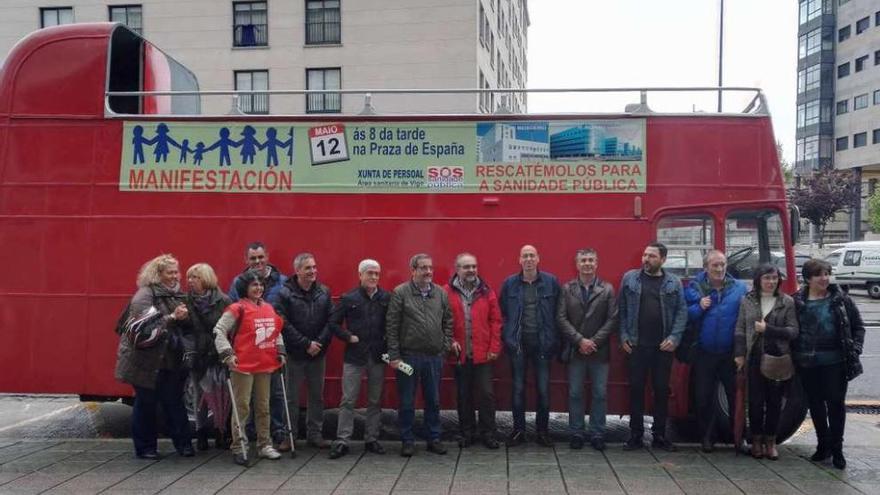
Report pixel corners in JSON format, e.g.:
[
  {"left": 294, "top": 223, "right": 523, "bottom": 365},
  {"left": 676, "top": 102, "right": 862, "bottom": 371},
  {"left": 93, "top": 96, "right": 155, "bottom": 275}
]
[
  {"left": 712, "top": 373, "right": 807, "bottom": 444},
  {"left": 867, "top": 283, "right": 880, "bottom": 299}
]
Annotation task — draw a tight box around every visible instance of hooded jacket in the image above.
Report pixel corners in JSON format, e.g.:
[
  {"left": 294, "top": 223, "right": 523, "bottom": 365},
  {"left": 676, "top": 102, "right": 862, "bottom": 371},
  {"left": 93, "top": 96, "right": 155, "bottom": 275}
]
[{"left": 443, "top": 275, "right": 503, "bottom": 365}]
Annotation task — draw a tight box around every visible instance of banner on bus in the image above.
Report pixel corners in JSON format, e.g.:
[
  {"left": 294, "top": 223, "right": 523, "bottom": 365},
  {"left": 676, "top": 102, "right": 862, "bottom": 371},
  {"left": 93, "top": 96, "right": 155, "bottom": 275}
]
[{"left": 119, "top": 120, "right": 646, "bottom": 194}]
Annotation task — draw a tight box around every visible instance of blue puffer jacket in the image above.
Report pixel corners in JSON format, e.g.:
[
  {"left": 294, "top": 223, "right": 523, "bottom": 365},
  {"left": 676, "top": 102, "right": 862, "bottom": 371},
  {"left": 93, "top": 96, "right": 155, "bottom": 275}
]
[
  {"left": 499, "top": 271, "right": 561, "bottom": 359},
  {"left": 684, "top": 272, "right": 748, "bottom": 354}
]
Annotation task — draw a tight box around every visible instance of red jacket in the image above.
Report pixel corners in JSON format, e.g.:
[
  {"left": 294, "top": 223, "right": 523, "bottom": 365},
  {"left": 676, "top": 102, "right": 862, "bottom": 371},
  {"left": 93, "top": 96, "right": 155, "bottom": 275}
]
[{"left": 443, "top": 277, "right": 502, "bottom": 364}]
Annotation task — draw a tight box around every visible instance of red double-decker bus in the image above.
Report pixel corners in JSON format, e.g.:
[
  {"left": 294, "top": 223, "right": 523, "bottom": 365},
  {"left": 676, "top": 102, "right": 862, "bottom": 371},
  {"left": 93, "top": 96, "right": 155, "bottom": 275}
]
[{"left": 0, "top": 24, "right": 805, "bottom": 440}]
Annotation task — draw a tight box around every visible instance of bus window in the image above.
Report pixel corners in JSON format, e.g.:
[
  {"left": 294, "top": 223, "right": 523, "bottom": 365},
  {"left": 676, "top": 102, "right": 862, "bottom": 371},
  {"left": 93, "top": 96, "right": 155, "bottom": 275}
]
[
  {"left": 725, "top": 210, "right": 788, "bottom": 282},
  {"left": 656, "top": 216, "right": 714, "bottom": 278},
  {"left": 107, "top": 24, "right": 200, "bottom": 115}
]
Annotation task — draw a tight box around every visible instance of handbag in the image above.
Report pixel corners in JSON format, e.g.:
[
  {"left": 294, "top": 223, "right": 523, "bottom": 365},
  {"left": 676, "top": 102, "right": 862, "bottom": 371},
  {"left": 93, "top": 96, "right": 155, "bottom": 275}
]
[
  {"left": 123, "top": 306, "right": 167, "bottom": 349},
  {"left": 759, "top": 334, "right": 794, "bottom": 382},
  {"left": 837, "top": 300, "right": 864, "bottom": 382}
]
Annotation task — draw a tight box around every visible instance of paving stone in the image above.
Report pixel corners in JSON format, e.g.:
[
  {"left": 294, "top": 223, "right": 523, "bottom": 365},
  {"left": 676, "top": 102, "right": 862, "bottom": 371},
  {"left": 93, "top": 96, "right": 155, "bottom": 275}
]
[
  {"left": 0, "top": 472, "right": 74, "bottom": 493},
  {"left": 676, "top": 478, "right": 742, "bottom": 495},
  {"left": 278, "top": 474, "right": 343, "bottom": 491},
  {"left": 563, "top": 476, "right": 625, "bottom": 492},
  {"left": 732, "top": 479, "right": 803, "bottom": 494},
  {"left": 787, "top": 480, "right": 864, "bottom": 495},
  {"left": 620, "top": 477, "right": 684, "bottom": 495}
]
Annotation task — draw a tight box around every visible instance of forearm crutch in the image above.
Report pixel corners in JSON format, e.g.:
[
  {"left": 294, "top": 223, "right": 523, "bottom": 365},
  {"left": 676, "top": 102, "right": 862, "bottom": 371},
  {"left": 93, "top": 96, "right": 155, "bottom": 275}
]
[
  {"left": 226, "top": 373, "right": 249, "bottom": 463},
  {"left": 278, "top": 362, "right": 297, "bottom": 458}
]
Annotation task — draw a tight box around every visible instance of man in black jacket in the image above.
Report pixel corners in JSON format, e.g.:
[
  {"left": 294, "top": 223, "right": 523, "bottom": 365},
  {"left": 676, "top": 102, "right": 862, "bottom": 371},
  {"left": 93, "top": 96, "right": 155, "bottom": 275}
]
[
  {"left": 274, "top": 252, "right": 333, "bottom": 448},
  {"left": 327, "top": 259, "right": 391, "bottom": 459}
]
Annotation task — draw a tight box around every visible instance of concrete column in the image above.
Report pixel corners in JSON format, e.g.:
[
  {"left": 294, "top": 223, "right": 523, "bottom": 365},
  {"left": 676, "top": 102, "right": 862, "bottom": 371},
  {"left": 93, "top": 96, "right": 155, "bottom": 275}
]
[{"left": 850, "top": 167, "right": 863, "bottom": 241}]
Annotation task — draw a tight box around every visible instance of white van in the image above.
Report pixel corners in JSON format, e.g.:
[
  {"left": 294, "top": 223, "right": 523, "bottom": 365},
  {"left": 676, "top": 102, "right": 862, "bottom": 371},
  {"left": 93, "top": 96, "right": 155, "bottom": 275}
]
[{"left": 825, "top": 241, "right": 880, "bottom": 298}]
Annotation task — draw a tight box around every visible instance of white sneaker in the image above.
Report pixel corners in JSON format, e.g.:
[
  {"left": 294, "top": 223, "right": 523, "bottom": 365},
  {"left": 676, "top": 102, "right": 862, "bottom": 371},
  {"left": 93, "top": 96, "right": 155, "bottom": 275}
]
[{"left": 259, "top": 445, "right": 281, "bottom": 460}]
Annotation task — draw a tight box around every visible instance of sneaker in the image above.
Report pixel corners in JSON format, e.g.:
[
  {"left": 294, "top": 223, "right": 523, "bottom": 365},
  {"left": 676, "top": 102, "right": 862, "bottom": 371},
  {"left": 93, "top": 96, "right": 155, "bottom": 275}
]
[
  {"left": 400, "top": 442, "right": 415, "bottom": 457},
  {"left": 569, "top": 436, "right": 585, "bottom": 450},
  {"left": 651, "top": 436, "right": 678, "bottom": 452},
  {"left": 233, "top": 453, "right": 247, "bottom": 466},
  {"left": 274, "top": 437, "right": 292, "bottom": 453},
  {"left": 365, "top": 441, "right": 386, "bottom": 455},
  {"left": 623, "top": 436, "right": 643, "bottom": 451},
  {"left": 136, "top": 451, "right": 160, "bottom": 460},
  {"left": 590, "top": 437, "right": 606, "bottom": 452},
  {"left": 426, "top": 441, "right": 447, "bottom": 455},
  {"left": 259, "top": 445, "right": 282, "bottom": 460},
  {"left": 506, "top": 430, "right": 526, "bottom": 447},
  {"left": 307, "top": 438, "right": 331, "bottom": 449},
  {"left": 328, "top": 443, "right": 348, "bottom": 460}
]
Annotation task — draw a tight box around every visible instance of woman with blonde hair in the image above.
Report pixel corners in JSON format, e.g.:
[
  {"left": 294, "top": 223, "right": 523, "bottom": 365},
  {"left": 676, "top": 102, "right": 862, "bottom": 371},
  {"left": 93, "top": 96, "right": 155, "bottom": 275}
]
[
  {"left": 115, "top": 254, "right": 194, "bottom": 459},
  {"left": 182, "top": 263, "right": 231, "bottom": 450}
]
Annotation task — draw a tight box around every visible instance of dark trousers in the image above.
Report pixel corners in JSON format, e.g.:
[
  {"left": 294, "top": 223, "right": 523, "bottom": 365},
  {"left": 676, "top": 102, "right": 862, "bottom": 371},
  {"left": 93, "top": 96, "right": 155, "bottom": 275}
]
[
  {"left": 627, "top": 345, "right": 673, "bottom": 439},
  {"left": 455, "top": 359, "right": 496, "bottom": 439},
  {"left": 510, "top": 334, "right": 550, "bottom": 433},
  {"left": 132, "top": 369, "right": 192, "bottom": 456},
  {"left": 396, "top": 354, "right": 443, "bottom": 443},
  {"left": 748, "top": 356, "right": 787, "bottom": 437},
  {"left": 800, "top": 363, "right": 848, "bottom": 451},
  {"left": 694, "top": 349, "right": 736, "bottom": 440}
]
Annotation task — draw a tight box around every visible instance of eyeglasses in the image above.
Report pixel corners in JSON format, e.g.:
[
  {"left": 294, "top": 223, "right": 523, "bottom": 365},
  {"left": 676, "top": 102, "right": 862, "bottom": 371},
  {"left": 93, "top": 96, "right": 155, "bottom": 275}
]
[{"left": 459, "top": 264, "right": 477, "bottom": 269}]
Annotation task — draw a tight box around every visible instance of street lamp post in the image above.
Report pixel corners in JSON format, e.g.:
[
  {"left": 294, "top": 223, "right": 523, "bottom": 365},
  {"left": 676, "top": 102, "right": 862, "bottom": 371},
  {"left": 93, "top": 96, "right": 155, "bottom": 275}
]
[{"left": 718, "top": 0, "right": 724, "bottom": 112}]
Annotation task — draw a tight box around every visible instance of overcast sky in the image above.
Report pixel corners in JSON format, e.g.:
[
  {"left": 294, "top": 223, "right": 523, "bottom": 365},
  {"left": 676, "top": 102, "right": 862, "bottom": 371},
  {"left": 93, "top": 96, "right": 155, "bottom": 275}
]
[{"left": 527, "top": 0, "right": 797, "bottom": 163}]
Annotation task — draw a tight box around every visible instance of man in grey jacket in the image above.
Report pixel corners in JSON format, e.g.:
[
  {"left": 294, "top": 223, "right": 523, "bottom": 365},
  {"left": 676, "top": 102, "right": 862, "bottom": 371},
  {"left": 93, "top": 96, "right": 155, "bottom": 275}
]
[
  {"left": 386, "top": 253, "right": 455, "bottom": 457},
  {"left": 557, "top": 248, "right": 618, "bottom": 451}
]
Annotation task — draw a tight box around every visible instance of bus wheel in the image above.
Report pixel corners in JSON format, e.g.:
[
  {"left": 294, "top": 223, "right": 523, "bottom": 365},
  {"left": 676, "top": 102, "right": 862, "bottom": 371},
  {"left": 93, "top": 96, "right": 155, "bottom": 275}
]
[
  {"left": 868, "top": 283, "right": 880, "bottom": 299},
  {"left": 712, "top": 373, "right": 807, "bottom": 444}
]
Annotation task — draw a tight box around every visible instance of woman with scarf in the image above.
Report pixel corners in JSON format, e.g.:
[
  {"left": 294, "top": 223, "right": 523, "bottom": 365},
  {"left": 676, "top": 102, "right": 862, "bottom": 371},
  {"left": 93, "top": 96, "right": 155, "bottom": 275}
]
[
  {"left": 734, "top": 263, "right": 798, "bottom": 460},
  {"left": 183, "top": 263, "right": 231, "bottom": 450},
  {"left": 115, "top": 254, "right": 194, "bottom": 459}
]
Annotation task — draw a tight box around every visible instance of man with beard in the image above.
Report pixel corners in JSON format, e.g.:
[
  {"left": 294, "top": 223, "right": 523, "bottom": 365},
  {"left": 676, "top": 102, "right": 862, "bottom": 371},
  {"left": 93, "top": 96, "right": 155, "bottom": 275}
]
[
  {"left": 444, "top": 253, "right": 502, "bottom": 449},
  {"left": 618, "top": 242, "right": 687, "bottom": 452},
  {"left": 227, "top": 241, "right": 289, "bottom": 451}
]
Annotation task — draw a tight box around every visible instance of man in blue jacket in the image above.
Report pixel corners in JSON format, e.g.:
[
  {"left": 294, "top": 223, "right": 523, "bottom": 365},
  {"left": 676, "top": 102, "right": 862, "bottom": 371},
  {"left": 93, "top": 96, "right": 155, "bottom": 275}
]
[
  {"left": 684, "top": 249, "right": 747, "bottom": 453},
  {"left": 619, "top": 242, "right": 687, "bottom": 451},
  {"left": 500, "top": 245, "right": 560, "bottom": 447}
]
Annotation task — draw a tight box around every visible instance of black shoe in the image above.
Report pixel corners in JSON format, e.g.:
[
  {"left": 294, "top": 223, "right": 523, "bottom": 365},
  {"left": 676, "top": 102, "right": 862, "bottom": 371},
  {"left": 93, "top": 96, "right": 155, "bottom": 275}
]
[
  {"left": 507, "top": 430, "right": 526, "bottom": 446},
  {"left": 590, "top": 437, "right": 606, "bottom": 452},
  {"left": 365, "top": 441, "right": 386, "bottom": 455},
  {"left": 569, "top": 436, "right": 584, "bottom": 450},
  {"left": 482, "top": 436, "right": 500, "bottom": 450},
  {"left": 401, "top": 442, "right": 415, "bottom": 457},
  {"left": 535, "top": 432, "right": 553, "bottom": 447},
  {"left": 701, "top": 437, "right": 714, "bottom": 453},
  {"left": 196, "top": 431, "right": 210, "bottom": 451},
  {"left": 810, "top": 446, "right": 831, "bottom": 462},
  {"left": 426, "top": 441, "right": 447, "bottom": 455},
  {"left": 136, "top": 451, "right": 160, "bottom": 460},
  {"left": 623, "top": 436, "right": 643, "bottom": 451},
  {"left": 178, "top": 444, "right": 195, "bottom": 457},
  {"left": 328, "top": 443, "right": 348, "bottom": 460},
  {"left": 832, "top": 450, "right": 846, "bottom": 469},
  {"left": 651, "top": 436, "right": 678, "bottom": 452},
  {"left": 457, "top": 434, "right": 474, "bottom": 448},
  {"left": 233, "top": 453, "right": 247, "bottom": 466}
]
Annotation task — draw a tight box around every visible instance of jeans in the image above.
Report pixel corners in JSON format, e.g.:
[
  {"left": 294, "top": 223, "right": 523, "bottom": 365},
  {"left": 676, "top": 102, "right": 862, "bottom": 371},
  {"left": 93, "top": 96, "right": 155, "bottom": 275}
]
[
  {"left": 132, "top": 369, "right": 192, "bottom": 456},
  {"left": 567, "top": 355, "right": 609, "bottom": 440},
  {"left": 800, "top": 363, "right": 848, "bottom": 451},
  {"left": 694, "top": 349, "right": 736, "bottom": 440},
  {"left": 455, "top": 359, "right": 496, "bottom": 439},
  {"left": 510, "top": 334, "right": 550, "bottom": 433},
  {"left": 396, "top": 353, "right": 443, "bottom": 443},
  {"left": 336, "top": 357, "right": 386, "bottom": 444},
  {"left": 286, "top": 356, "right": 326, "bottom": 442},
  {"left": 748, "top": 357, "right": 787, "bottom": 437},
  {"left": 230, "top": 370, "right": 272, "bottom": 454},
  {"left": 627, "top": 346, "right": 673, "bottom": 439}
]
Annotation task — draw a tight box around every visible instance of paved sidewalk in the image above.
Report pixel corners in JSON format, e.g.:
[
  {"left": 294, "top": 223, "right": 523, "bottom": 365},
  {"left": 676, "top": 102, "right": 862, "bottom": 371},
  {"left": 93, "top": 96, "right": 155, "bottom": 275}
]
[{"left": 1, "top": 436, "right": 878, "bottom": 495}]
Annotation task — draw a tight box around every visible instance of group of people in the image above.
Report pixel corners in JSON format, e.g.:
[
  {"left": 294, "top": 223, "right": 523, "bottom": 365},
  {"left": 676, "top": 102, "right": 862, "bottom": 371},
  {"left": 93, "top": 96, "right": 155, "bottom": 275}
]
[{"left": 114, "top": 240, "right": 865, "bottom": 470}]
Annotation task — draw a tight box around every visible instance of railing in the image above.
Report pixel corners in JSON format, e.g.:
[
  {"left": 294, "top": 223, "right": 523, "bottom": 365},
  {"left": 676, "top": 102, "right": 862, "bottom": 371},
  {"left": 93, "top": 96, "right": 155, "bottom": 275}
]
[{"left": 104, "top": 87, "right": 769, "bottom": 118}]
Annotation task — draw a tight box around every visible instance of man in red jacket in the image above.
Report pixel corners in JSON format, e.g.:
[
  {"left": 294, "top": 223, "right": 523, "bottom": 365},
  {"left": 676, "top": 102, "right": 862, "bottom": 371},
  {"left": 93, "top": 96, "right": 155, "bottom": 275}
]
[{"left": 444, "top": 253, "right": 502, "bottom": 449}]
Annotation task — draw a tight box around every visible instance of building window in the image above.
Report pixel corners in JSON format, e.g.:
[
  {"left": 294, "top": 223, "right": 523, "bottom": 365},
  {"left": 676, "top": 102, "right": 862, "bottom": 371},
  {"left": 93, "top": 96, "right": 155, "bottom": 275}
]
[
  {"left": 856, "top": 16, "right": 870, "bottom": 34},
  {"left": 875, "top": 49, "right": 880, "bottom": 66},
  {"left": 306, "top": 1, "right": 341, "bottom": 45},
  {"left": 800, "top": 28, "right": 830, "bottom": 58},
  {"left": 873, "top": 128, "right": 880, "bottom": 144},
  {"left": 233, "top": 2, "right": 267, "bottom": 47},
  {"left": 855, "top": 93, "right": 869, "bottom": 110},
  {"left": 234, "top": 70, "right": 269, "bottom": 114},
  {"left": 854, "top": 132, "right": 867, "bottom": 148},
  {"left": 875, "top": 89, "right": 880, "bottom": 105},
  {"left": 838, "top": 25, "right": 851, "bottom": 42},
  {"left": 306, "top": 68, "right": 341, "bottom": 113},
  {"left": 856, "top": 55, "right": 868, "bottom": 72},
  {"left": 876, "top": 11, "right": 880, "bottom": 26},
  {"left": 839, "top": 0, "right": 849, "bottom": 5},
  {"left": 40, "top": 7, "right": 73, "bottom": 28},
  {"left": 836, "top": 136, "right": 849, "bottom": 151},
  {"left": 836, "top": 99, "right": 848, "bottom": 115},
  {"left": 838, "top": 62, "right": 850, "bottom": 78},
  {"left": 109, "top": 5, "right": 142, "bottom": 35},
  {"left": 799, "top": 0, "right": 830, "bottom": 25}
]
